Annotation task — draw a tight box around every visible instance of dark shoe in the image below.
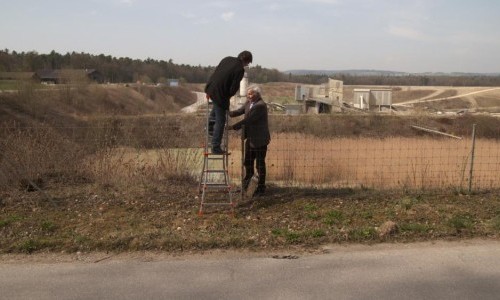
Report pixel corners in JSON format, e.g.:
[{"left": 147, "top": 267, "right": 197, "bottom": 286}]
[
  {"left": 242, "top": 178, "right": 251, "bottom": 191},
  {"left": 253, "top": 190, "right": 265, "bottom": 197},
  {"left": 212, "top": 147, "right": 225, "bottom": 155},
  {"left": 254, "top": 186, "right": 266, "bottom": 196}
]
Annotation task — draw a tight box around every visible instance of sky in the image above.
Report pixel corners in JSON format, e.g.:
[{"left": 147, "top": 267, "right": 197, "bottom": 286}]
[{"left": 1, "top": 0, "right": 500, "bottom": 73}]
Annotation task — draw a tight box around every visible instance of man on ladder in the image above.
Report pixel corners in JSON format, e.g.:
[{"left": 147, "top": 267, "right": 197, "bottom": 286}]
[
  {"left": 205, "top": 50, "right": 253, "bottom": 154},
  {"left": 198, "top": 51, "right": 253, "bottom": 215}
]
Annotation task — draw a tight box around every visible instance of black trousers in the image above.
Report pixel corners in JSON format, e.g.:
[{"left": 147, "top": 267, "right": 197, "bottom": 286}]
[{"left": 243, "top": 141, "right": 267, "bottom": 191}]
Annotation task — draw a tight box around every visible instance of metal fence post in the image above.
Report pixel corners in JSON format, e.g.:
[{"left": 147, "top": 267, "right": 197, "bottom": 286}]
[{"left": 468, "top": 124, "right": 477, "bottom": 193}]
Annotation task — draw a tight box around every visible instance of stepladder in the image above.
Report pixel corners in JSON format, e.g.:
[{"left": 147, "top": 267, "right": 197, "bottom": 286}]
[{"left": 198, "top": 99, "right": 234, "bottom": 216}]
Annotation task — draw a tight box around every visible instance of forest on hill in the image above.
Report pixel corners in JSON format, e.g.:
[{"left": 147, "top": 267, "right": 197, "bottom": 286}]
[{"left": 1, "top": 49, "right": 500, "bottom": 86}]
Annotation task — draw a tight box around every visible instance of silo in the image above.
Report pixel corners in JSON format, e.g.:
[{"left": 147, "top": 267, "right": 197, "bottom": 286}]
[{"left": 239, "top": 71, "right": 248, "bottom": 97}]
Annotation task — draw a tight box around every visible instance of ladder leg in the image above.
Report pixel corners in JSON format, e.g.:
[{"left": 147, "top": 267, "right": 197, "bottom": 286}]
[{"left": 198, "top": 101, "right": 234, "bottom": 215}]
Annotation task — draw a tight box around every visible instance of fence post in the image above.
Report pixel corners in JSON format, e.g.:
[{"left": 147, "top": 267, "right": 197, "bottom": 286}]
[
  {"left": 241, "top": 125, "right": 245, "bottom": 202},
  {"left": 468, "top": 124, "right": 477, "bottom": 193}
]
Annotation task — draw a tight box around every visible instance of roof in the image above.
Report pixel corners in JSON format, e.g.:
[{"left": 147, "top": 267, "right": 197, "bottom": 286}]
[
  {"left": 0, "top": 72, "right": 36, "bottom": 80},
  {"left": 35, "top": 69, "right": 102, "bottom": 81}
]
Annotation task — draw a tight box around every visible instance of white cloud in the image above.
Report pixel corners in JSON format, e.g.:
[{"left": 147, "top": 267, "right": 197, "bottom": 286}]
[{"left": 221, "top": 11, "right": 235, "bottom": 21}]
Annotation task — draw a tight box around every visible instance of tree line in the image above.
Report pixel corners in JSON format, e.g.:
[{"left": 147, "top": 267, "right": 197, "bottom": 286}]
[{"left": 1, "top": 49, "right": 499, "bottom": 86}]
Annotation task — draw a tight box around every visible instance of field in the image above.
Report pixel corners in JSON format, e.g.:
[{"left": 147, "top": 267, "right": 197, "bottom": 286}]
[
  {"left": 76, "top": 134, "right": 499, "bottom": 191},
  {"left": 0, "top": 82, "right": 499, "bottom": 254}
]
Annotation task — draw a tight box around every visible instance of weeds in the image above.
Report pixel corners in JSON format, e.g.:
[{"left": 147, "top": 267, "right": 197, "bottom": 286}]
[
  {"left": 350, "top": 227, "right": 377, "bottom": 241},
  {"left": 0, "top": 215, "right": 22, "bottom": 228},
  {"left": 493, "top": 215, "right": 500, "bottom": 231},
  {"left": 448, "top": 213, "right": 475, "bottom": 232},
  {"left": 310, "top": 229, "right": 326, "bottom": 238},
  {"left": 399, "top": 223, "right": 432, "bottom": 234},
  {"left": 41, "top": 220, "right": 57, "bottom": 232},
  {"left": 323, "top": 210, "right": 344, "bottom": 226}
]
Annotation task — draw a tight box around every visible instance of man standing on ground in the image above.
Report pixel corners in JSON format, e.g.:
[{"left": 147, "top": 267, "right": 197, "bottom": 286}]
[
  {"left": 228, "top": 85, "right": 270, "bottom": 196},
  {"left": 205, "top": 50, "right": 253, "bottom": 154}
]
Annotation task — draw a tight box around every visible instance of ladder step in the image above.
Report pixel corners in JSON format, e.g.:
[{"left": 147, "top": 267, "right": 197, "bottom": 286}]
[
  {"left": 201, "top": 203, "right": 234, "bottom": 206},
  {"left": 202, "top": 184, "right": 231, "bottom": 189},
  {"left": 207, "top": 157, "right": 225, "bottom": 160},
  {"left": 206, "top": 152, "right": 231, "bottom": 156}
]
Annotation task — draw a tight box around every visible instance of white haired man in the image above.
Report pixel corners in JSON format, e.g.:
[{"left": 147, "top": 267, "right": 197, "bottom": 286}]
[{"left": 228, "top": 85, "right": 270, "bottom": 195}]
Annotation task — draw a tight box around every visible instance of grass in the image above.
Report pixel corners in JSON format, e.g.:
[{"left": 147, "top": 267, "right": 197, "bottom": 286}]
[
  {"left": 0, "top": 80, "right": 19, "bottom": 90},
  {"left": 0, "top": 84, "right": 499, "bottom": 254},
  {"left": 225, "top": 134, "right": 500, "bottom": 190},
  {"left": 448, "top": 213, "right": 475, "bottom": 233},
  {"left": 1, "top": 182, "right": 498, "bottom": 254},
  {"left": 0, "top": 215, "right": 22, "bottom": 228}
]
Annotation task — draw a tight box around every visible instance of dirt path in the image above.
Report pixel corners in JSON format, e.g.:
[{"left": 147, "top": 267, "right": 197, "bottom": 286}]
[
  {"left": 181, "top": 91, "right": 206, "bottom": 113},
  {"left": 394, "top": 87, "right": 500, "bottom": 106}
]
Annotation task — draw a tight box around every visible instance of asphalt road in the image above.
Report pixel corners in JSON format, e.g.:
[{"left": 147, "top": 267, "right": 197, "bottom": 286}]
[{"left": 1, "top": 239, "right": 499, "bottom": 300}]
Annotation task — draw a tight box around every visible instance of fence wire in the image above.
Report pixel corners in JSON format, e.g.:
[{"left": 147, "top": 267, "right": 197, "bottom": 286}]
[{"left": 0, "top": 122, "right": 499, "bottom": 193}]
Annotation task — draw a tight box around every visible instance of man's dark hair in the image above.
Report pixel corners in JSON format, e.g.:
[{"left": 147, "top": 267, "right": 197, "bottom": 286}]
[{"left": 238, "top": 50, "right": 253, "bottom": 64}]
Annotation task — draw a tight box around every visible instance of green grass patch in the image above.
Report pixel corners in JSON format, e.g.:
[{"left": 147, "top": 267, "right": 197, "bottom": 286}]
[
  {"left": 304, "top": 203, "right": 318, "bottom": 212},
  {"left": 271, "top": 228, "right": 302, "bottom": 243},
  {"left": 323, "top": 210, "right": 344, "bottom": 226},
  {"left": 350, "top": 227, "right": 377, "bottom": 241},
  {"left": 0, "top": 215, "right": 22, "bottom": 228},
  {"left": 492, "top": 215, "right": 500, "bottom": 231},
  {"left": 285, "top": 231, "right": 301, "bottom": 243},
  {"left": 15, "top": 238, "right": 57, "bottom": 253},
  {"left": 448, "top": 213, "right": 475, "bottom": 232},
  {"left": 400, "top": 197, "right": 417, "bottom": 210},
  {"left": 307, "top": 213, "right": 320, "bottom": 220},
  {"left": 271, "top": 228, "right": 285, "bottom": 236},
  {"left": 361, "top": 211, "right": 373, "bottom": 219},
  {"left": 41, "top": 220, "right": 57, "bottom": 232},
  {"left": 399, "top": 222, "right": 432, "bottom": 233},
  {"left": 309, "top": 229, "right": 326, "bottom": 238}
]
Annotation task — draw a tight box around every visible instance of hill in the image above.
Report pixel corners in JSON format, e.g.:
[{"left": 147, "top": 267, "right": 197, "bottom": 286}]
[{"left": 0, "top": 84, "right": 196, "bottom": 126}]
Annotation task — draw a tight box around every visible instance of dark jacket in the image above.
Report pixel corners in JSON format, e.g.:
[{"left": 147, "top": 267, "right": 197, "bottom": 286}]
[
  {"left": 230, "top": 97, "right": 270, "bottom": 148},
  {"left": 205, "top": 56, "right": 245, "bottom": 110}
]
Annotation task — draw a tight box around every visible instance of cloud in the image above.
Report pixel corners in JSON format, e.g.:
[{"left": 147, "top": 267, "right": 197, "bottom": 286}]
[
  {"left": 388, "top": 26, "right": 426, "bottom": 41},
  {"left": 221, "top": 11, "right": 235, "bottom": 21}
]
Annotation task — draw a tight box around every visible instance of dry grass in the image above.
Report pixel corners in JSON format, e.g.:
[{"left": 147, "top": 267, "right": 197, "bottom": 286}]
[
  {"left": 1, "top": 85, "right": 499, "bottom": 254},
  {"left": 427, "top": 89, "right": 458, "bottom": 100},
  {"left": 476, "top": 95, "right": 500, "bottom": 108},
  {"left": 225, "top": 134, "right": 500, "bottom": 190}
]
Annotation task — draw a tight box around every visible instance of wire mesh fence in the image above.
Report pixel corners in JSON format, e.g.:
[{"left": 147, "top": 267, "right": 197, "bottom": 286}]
[
  {"left": 0, "top": 120, "right": 499, "bottom": 193},
  {"left": 225, "top": 133, "right": 500, "bottom": 191}
]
